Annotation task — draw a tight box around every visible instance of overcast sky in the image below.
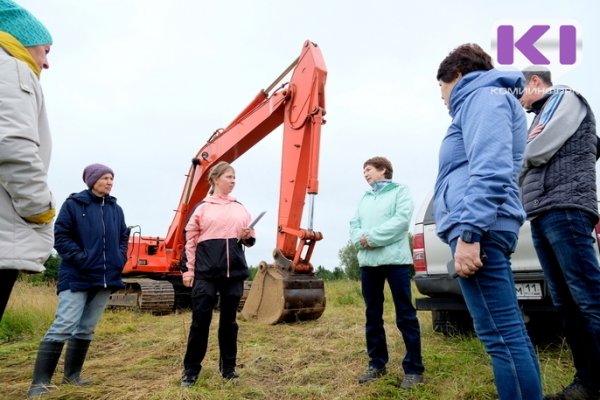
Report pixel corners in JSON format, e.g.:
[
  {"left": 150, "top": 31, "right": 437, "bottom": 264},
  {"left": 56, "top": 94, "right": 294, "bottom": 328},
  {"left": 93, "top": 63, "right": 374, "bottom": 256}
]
[{"left": 21, "top": 0, "right": 599, "bottom": 270}]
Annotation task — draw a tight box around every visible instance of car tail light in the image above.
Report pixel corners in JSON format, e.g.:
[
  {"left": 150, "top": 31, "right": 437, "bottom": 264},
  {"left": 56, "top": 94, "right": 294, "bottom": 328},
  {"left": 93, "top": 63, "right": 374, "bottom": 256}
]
[{"left": 412, "top": 233, "right": 427, "bottom": 272}]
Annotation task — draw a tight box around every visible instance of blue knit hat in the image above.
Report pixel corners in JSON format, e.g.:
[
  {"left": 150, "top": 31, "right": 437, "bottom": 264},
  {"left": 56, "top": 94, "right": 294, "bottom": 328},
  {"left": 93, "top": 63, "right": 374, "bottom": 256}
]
[
  {"left": 0, "top": 0, "right": 52, "bottom": 46},
  {"left": 83, "top": 164, "right": 114, "bottom": 188}
]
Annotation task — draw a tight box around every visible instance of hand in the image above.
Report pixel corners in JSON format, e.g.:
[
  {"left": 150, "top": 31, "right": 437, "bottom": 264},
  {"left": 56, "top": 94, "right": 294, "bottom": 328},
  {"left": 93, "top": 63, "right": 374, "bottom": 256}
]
[
  {"left": 454, "top": 239, "right": 484, "bottom": 278},
  {"left": 528, "top": 124, "right": 545, "bottom": 141},
  {"left": 359, "top": 235, "right": 371, "bottom": 249},
  {"left": 240, "top": 228, "right": 254, "bottom": 241},
  {"left": 182, "top": 276, "right": 194, "bottom": 287}
]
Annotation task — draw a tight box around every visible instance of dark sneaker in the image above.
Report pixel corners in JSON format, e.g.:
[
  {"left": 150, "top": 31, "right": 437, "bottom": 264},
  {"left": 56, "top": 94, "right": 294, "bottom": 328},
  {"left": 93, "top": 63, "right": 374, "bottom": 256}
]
[
  {"left": 180, "top": 374, "right": 198, "bottom": 387},
  {"left": 543, "top": 379, "right": 599, "bottom": 400},
  {"left": 401, "top": 374, "right": 424, "bottom": 389},
  {"left": 358, "top": 367, "right": 387, "bottom": 384},
  {"left": 222, "top": 371, "right": 239, "bottom": 380}
]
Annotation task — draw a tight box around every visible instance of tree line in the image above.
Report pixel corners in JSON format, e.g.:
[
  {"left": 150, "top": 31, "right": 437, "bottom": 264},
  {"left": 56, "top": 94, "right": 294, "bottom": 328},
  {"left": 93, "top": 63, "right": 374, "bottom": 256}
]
[{"left": 30, "top": 240, "right": 362, "bottom": 284}]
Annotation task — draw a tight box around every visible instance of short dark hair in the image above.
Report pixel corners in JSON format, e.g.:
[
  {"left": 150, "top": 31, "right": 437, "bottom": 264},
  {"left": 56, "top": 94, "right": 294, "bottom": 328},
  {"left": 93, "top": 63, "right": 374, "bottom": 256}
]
[
  {"left": 522, "top": 67, "right": 553, "bottom": 86},
  {"left": 436, "top": 43, "right": 494, "bottom": 82},
  {"left": 363, "top": 156, "right": 393, "bottom": 179}
]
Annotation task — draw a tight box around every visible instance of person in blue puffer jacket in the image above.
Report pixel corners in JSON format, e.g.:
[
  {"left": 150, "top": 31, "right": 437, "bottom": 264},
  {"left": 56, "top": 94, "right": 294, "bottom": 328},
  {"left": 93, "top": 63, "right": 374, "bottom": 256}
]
[
  {"left": 433, "top": 43, "right": 541, "bottom": 400},
  {"left": 27, "top": 163, "right": 128, "bottom": 398}
]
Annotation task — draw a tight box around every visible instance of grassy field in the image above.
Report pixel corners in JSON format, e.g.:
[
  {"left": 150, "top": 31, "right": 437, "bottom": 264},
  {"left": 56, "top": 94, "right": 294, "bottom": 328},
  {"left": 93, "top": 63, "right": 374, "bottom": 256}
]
[{"left": 1, "top": 280, "right": 574, "bottom": 400}]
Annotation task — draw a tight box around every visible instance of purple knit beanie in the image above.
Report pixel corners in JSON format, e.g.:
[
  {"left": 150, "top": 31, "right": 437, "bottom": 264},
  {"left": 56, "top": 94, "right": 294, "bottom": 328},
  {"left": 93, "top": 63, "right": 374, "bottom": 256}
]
[{"left": 82, "top": 163, "right": 114, "bottom": 188}]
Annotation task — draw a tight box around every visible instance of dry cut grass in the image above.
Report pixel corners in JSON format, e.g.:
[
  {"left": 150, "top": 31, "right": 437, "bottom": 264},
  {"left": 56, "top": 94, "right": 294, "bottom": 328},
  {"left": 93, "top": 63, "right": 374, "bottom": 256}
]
[{"left": 1, "top": 280, "right": 574, "bottom": 400}]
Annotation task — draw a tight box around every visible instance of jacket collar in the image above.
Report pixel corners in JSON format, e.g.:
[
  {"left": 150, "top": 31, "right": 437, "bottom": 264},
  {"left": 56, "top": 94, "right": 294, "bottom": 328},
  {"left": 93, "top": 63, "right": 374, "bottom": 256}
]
[
  {"left": 69, "top": 189, "right": 116, "bottom": 205},
  {"left": 529, "top": 92, "right": 552, "bottom": 115},
  {"left": 366, "top": 181, "right": 398, "bottom": 195},
  {"left": 528, "top": 85, "right": 571, "bottom": 115}
]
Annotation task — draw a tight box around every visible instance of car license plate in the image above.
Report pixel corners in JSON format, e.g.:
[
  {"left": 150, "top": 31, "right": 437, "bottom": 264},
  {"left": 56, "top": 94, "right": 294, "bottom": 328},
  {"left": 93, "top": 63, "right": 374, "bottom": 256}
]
[{"left": 515, "top": 282, "right": 543, "bottom": 299}]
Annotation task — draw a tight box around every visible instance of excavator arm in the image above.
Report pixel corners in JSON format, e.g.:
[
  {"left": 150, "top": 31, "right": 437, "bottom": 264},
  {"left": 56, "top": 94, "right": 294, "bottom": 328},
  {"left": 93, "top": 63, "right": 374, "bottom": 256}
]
[{"left": 116, "top": 41, "right": 327, "bottom": 323}]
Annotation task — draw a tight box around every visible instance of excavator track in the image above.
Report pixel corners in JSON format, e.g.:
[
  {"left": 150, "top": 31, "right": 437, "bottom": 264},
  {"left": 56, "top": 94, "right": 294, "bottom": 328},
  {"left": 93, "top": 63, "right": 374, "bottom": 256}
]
[
  {"left": 108, "top": 278, "right": 175, "bottom": 315},
  {"left": 238, "top": 280, "right": 253, "bottom": 311}
]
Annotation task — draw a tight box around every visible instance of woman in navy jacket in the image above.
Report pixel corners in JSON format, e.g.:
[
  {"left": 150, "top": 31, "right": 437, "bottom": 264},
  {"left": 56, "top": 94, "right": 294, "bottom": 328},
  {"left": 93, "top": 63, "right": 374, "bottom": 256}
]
[{"left": 28, "top": 163, "right": 128, "bottom": 398}]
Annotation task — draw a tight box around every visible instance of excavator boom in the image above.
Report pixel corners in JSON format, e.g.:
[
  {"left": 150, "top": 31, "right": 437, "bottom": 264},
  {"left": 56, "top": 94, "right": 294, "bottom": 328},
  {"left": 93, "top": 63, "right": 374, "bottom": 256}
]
[{"left": 111, "top": 41, "right": 327, "bottom": 322}]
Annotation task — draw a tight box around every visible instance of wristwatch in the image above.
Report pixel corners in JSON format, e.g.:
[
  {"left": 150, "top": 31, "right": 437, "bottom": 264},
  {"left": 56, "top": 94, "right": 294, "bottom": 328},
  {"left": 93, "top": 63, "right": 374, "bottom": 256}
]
[{"left": 460, "top": 230, "right": 481, "bottom": 243}]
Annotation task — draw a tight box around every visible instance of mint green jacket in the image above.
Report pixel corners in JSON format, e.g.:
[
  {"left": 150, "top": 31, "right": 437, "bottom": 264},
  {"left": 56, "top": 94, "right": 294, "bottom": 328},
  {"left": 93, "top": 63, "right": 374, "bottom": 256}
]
[{"left": 349, "top": 182, "right": 414, "bottom": 267}]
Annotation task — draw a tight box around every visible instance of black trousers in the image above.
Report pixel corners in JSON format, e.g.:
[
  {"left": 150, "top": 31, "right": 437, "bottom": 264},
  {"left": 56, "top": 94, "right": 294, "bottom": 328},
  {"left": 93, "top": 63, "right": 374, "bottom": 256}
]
[
  {"left": 0, "top": 269, "right": 19, "bottom": 321},
  {"left": 183, "top": 278, "right": 243, "bottom": 376}
]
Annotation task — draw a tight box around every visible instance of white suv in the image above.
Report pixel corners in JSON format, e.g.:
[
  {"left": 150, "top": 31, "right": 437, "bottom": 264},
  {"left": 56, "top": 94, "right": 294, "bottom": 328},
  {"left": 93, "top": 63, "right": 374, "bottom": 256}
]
[{"left": 412, "top": 195, "right": 600, "bottom": 337}]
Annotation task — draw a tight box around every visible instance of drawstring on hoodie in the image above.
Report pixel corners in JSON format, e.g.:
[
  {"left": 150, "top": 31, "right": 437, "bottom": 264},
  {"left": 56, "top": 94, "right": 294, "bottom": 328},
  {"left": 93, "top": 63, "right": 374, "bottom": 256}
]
[{"left": 226, "top": 239, "right": 230, "bottom": 278}]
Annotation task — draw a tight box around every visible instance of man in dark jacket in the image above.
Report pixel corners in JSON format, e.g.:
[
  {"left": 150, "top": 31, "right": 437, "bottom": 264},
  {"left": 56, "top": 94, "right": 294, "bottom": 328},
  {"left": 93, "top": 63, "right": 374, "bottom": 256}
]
[{"left": 520, "top": 69, "right": 600, "bottom": 400}]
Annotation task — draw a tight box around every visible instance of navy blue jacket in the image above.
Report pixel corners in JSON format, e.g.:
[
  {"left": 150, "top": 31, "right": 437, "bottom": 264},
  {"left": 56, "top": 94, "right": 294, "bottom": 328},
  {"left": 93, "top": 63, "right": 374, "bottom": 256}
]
[{"left": 55, "top": 190, "right": 128, "bottom": 293}]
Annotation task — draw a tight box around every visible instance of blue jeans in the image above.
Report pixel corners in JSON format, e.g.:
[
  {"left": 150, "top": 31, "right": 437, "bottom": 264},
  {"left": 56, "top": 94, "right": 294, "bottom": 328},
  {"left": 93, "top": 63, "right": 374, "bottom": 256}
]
[
  {"left": 451, "top": 231, "right": 541, "bottom": 400},
  {"left": 531, "top": 209, "right": 600, "bottom": 390},
  {"left": 43, "top": 289, "right": 111, "bottom": 342},
  {"left": 360, "top": 265, "right": 424, "bottom": 375}
]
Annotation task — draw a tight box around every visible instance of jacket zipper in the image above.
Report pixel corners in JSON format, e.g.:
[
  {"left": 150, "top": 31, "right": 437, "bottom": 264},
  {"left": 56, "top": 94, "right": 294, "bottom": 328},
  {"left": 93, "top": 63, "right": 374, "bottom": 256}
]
[
  {"left": 101, "top": 197, "right": 107, "bottom": 288},
  {"left": 226, "top": 239, "right": 230, "bottom": 277}
]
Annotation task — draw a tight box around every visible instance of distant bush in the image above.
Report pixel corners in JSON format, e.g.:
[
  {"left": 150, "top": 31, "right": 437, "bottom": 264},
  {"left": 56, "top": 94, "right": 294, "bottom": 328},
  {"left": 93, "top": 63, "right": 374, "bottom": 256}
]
[
  {"left": 316, "top": 266, "right": 347, "bottom": 280},
  {"left": 247, "top": 266, "right": 257, "bottom": 280},
  {"left": 17, "top": 253, "right": 60, "bottom": 285},
  {"left": 247, "top": 265, "right": 346, "bottom": 281},
  {"left": 338, "top": 241, "right": 359, "bottom": 280},
  {"left": 43, "top": 253, "right": 60, "bottom": 282}
]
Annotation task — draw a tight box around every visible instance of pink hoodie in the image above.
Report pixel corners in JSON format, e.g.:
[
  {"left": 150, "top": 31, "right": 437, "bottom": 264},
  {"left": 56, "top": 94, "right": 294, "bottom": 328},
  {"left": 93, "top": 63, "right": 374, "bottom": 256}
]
[{"left": 183, "top": 195, "right": 253, "bottom": 278}]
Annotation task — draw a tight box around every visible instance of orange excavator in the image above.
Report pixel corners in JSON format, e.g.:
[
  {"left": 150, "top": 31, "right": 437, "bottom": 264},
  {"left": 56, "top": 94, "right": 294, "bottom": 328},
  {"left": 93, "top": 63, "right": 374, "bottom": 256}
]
[{"left": 108, "top": 40, "right": 327, "bottom": 324}]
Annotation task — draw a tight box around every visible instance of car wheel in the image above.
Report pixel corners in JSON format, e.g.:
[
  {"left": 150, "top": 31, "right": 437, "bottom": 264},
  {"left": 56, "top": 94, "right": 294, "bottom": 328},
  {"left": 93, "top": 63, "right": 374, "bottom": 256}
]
[{"left": 432, "top": 310, "right": 474, "bottom": 336}]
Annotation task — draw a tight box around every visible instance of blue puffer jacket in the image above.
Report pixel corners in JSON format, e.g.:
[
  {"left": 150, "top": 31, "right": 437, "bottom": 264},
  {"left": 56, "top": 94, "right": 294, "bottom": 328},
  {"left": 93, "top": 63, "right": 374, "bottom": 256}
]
[
  {"left": 54, "top": 190, "right": 128, "bottom": 293},
  {"left": 434, "top": 69, "right": 527, "bottom": 243}
]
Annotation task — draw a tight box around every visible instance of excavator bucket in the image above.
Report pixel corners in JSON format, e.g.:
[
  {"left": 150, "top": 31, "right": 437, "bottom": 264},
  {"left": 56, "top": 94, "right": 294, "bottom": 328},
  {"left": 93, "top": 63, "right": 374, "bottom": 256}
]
[{"left": 241, "top": 249, "right": 326, "bottom": 324}]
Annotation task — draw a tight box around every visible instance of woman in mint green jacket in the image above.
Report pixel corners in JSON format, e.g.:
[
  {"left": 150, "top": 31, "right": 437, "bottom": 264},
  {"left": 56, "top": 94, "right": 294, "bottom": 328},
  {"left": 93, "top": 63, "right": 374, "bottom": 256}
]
[{"left": 349, "top": 156, "right": 424, "bottom": 388}]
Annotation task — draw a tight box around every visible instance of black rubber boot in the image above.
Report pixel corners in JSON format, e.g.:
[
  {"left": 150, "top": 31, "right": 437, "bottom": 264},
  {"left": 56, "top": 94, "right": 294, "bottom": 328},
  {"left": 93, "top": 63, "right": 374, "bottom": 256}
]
[
  {"left": 27, "top": 340, "right": 64, "bottom": 398},
  {"left": 63, "top": 339, "right": 92, "bottom": 385}
]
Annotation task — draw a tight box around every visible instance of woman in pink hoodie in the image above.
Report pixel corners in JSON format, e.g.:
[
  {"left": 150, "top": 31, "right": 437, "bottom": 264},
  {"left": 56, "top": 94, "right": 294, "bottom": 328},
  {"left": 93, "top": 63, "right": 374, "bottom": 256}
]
[{"left": 180, "top": 161, "right": 255, "bottom": 386}]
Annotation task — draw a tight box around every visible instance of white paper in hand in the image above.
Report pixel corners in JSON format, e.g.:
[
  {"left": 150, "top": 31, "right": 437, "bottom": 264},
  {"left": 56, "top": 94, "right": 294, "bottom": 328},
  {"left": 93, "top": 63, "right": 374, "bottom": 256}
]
[
  {"left": 238, "top": 211, "right": 266, "bottom": 244},
  {"left": 248, "top": 211, "right": 267, "bottom": 229}
]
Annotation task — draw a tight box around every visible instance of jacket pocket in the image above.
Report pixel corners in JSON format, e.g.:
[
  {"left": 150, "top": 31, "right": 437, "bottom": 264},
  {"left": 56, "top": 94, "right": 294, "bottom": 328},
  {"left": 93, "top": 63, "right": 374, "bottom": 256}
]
[
  {"left": 73, "top": 251, "right": 88, "bottom": 267},
  {"left": 433, "top": 181, "right": 450, "bottom": 217},
  {"left": 486, "top": 231, "right": 518, "bottom": 256},
  {"left": 8, "top": 207, "right": 53, "bottom": 272},
  {"left": 228, "top": 240, "right": 249, "bottom": 270}
]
